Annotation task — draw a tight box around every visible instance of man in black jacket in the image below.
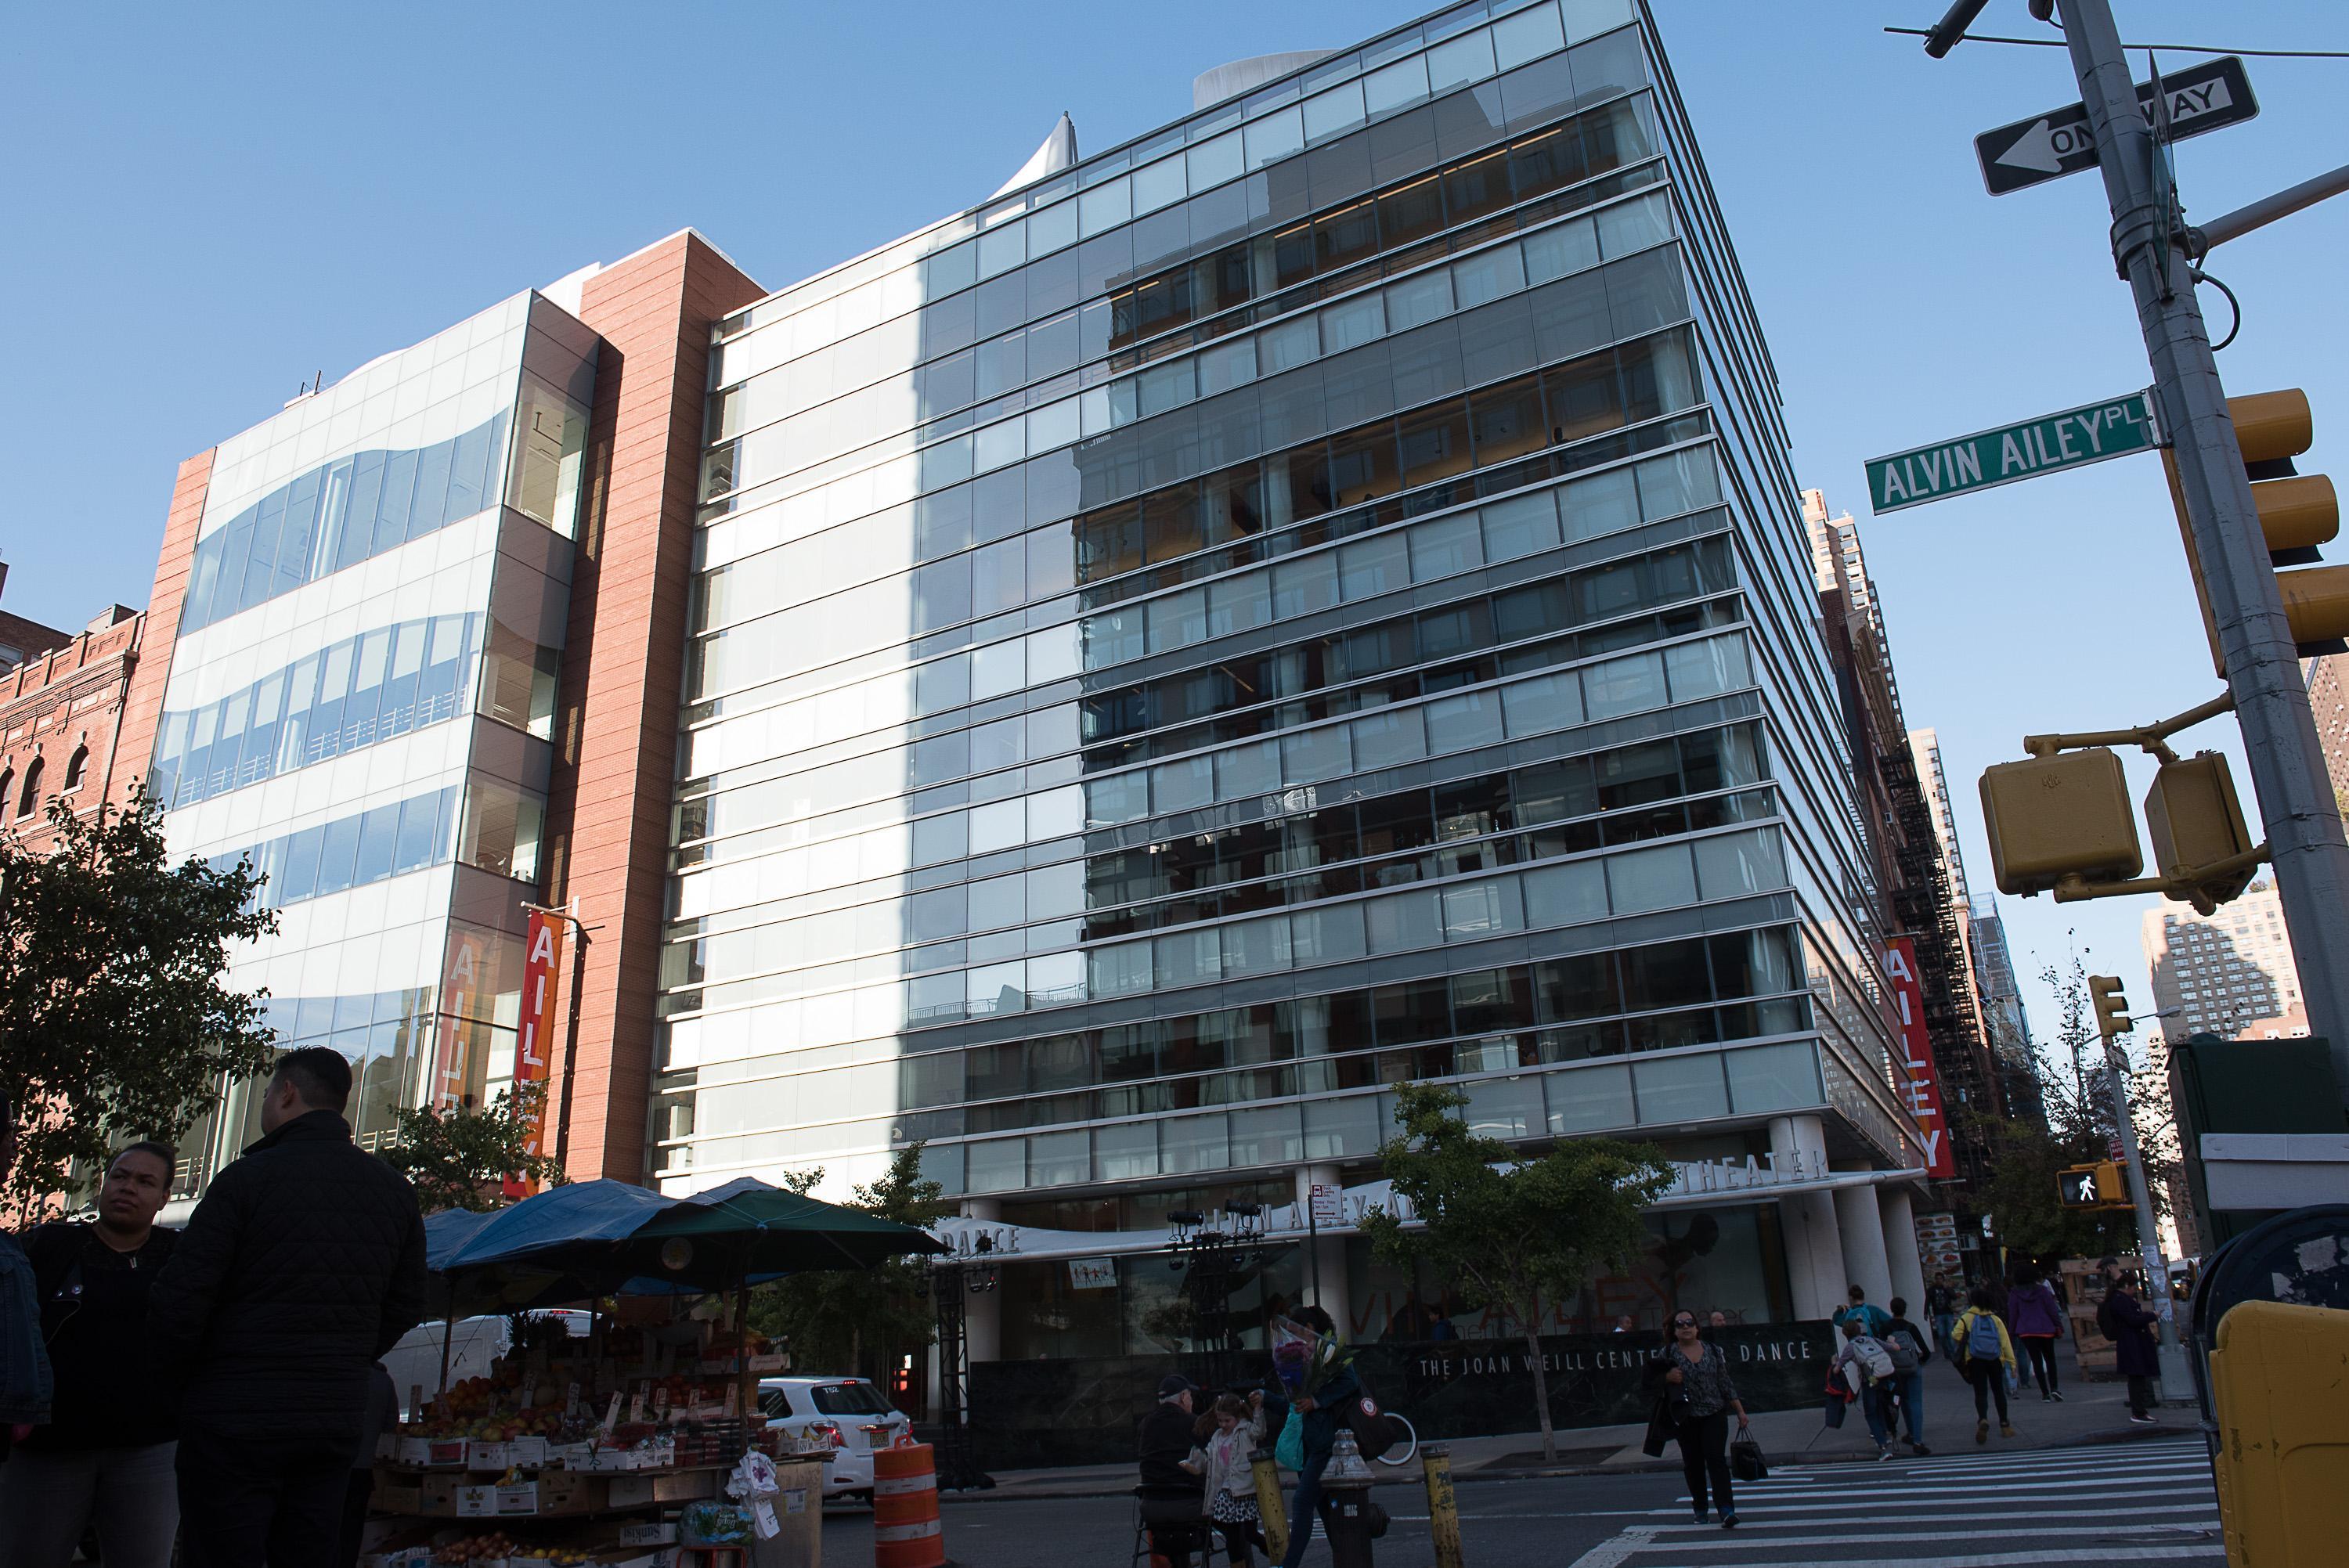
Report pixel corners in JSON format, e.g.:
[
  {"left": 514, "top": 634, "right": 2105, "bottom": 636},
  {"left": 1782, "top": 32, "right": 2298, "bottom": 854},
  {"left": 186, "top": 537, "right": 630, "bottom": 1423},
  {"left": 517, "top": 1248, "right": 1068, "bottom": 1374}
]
[{"left": 148, "top": 1047, "right": 428, "bottom": 1566}]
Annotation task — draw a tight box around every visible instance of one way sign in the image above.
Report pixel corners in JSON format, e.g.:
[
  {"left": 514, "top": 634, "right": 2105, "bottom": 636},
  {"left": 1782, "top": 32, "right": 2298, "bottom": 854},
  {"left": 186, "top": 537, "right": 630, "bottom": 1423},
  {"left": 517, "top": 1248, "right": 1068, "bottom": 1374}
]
[{"left": 1975, "top": 56, "right": 2257, "bottom": 196}]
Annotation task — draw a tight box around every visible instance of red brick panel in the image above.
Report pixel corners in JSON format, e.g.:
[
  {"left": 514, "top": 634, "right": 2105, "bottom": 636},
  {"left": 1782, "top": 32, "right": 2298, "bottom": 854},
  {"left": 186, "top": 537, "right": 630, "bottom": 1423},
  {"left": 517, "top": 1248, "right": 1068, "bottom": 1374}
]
[
  {"left": 111, "top": 449, "right": 215, "bottom": 816},
  {"left": 548, "top": 233, "right": 763, "bottom": 1184}
]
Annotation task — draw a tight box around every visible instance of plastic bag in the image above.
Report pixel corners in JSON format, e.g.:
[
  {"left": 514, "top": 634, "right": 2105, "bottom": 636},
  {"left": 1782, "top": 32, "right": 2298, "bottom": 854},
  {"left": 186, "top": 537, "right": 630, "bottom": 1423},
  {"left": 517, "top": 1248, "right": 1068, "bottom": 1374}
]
[{"left": 1275, "top": 1406, "right": 1304, "bottom": 1471}]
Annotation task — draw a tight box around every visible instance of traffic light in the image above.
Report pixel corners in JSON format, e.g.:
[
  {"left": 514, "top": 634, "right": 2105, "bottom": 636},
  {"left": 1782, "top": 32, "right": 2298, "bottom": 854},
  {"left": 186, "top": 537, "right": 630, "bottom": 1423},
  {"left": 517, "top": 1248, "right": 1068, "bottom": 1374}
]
[
  {"left": 2089, "top": 974, "right": 2134, "bottom": 1040},
  {"left": 2169, "top": 389, "right": 2349, "bottom": 673},
  {"left": 1980, "top": 747, "right": 2142, "bottom": 896},
  {"left": 2056, "top": 1162, "right": 2129, "bottom": 1208},
  {"left": 2143, "top": 751, "right": 2257, "bottom": 912}
]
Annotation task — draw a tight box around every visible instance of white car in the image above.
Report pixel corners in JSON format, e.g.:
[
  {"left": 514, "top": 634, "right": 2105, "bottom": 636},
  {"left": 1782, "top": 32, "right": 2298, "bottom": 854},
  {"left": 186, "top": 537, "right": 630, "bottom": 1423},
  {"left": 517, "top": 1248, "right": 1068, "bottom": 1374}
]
[{"left": 756, "top": 1376, "right": 911, "bottom": 1499}]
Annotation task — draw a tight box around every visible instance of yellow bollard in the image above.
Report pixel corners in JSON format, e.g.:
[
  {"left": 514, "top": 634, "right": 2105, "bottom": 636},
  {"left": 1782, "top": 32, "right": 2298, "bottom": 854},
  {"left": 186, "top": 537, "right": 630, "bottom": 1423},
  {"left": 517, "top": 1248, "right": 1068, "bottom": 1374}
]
[
  {"left": 1251, "top": 1447, "right": 1289, "bottom": 1564},
  {"left": 1422, "top": 1441, "right": 1464, "bottom": 1568},
  {"left": 2209, "top": 1299, "right": 2349, "bottom": 1566}
]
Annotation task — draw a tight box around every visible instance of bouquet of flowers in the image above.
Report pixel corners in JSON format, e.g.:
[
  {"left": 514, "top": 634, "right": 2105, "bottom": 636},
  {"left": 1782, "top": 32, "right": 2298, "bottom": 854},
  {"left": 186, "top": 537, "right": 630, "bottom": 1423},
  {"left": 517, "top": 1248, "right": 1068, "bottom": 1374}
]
[{"left": 1270, "top": 1315, "right": 1353, "bottom": 1396}]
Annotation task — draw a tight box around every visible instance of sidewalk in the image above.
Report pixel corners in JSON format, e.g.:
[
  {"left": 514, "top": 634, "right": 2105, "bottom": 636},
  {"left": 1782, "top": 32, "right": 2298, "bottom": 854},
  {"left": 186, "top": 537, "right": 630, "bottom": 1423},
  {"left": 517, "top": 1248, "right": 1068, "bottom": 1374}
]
[{"left": 941, "top": 1346, "right": 2193, "bottom": 1505}]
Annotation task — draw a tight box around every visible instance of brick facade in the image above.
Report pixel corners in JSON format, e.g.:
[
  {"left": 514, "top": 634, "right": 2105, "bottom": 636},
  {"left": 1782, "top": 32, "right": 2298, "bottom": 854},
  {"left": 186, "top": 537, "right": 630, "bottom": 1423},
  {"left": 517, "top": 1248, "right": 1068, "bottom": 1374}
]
[
  {"left": 0, "top": 607, "right": 145, "bottom": 852},
  {"left": 112, "top": 450, "right": 216, "bottom": 815},
  {"left": 543, "top": 232, "right": 763, "bottom": 1182}
]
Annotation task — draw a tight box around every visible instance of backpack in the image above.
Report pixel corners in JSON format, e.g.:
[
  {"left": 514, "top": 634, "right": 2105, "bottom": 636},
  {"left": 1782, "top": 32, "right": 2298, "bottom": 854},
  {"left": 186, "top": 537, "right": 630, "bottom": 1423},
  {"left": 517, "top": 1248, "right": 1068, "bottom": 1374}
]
[
  {"left": 1849, "top": 1335, "right": 1895, "bottom": 1381},
  {"left": 1966, "top": 1312, "right": 2004, "bottom": 1361},
  {"left": 1884, "top": 1326, "right": 1922, "bottom": 1374}
]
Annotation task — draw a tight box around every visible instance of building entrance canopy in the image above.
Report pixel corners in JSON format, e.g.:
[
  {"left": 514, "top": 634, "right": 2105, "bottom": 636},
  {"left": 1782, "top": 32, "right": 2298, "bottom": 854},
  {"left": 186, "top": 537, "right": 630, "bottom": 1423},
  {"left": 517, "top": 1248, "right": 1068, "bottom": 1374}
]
[{"left": 928, "top": 1155, "right": 1924, "bottom": 1267}]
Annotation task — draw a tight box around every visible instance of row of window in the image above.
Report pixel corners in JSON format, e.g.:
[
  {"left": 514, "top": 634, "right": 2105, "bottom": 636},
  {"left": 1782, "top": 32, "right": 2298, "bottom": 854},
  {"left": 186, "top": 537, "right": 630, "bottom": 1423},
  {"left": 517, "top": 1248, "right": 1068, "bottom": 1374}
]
[
  {"left": 698, "top": 190, "right": 1676, "bottom": 647},
  {"left": 181, "top": 412, "right": 511, "bottom": 637},
  {"left": 688, "top": 319, "right": 1696, "bottom": 702},
  {"left": 679, "top": 917, "right": 1797, "bottom": 1104},
  {"left": 684, "top": 419, "right": 1715, "bottom": 803},
  {"left": 150, "top": 614, "right": 487, "bottom": 809},
  {"left": 665, "top": 808, "right": 1788, "bottom": 1040},
  {"left": 0, "top": 746, "right": 89, "bottom": 823},
  {"left": 709, "top": 6, "right": 1642, "bottom": 395},
  {"left": 676, "top": 714, "right": 1759, "bottom": 953},
  {"left": 1082, "top": 522, "right": 1729, "bottom": 756},
  {"left": 207, "top": 779, "right": 544, "bottom": 910},
  {"left": 1106, "top": 82, "right": 1654, "bottom": 356}
]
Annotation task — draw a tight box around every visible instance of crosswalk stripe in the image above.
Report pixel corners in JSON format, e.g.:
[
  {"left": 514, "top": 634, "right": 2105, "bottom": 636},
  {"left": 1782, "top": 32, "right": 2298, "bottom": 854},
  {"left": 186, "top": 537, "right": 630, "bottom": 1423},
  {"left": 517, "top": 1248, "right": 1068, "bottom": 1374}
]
[
  {"left": 1633, "top": 1523, "right": 2219, "bottom": 1548},
  {"left": 1644, "top": 1502, "right": 2208, "bottom": 1521},
  {"left": 1679, "top": 1476, "right": 2213, "bottom": 1502},
  {"left": 1661, "top": 1551, "right": 2223, "bottom": 1568},
  {"left": 1640, "top": 1497, "right": 2214, "bottom": 1519}
]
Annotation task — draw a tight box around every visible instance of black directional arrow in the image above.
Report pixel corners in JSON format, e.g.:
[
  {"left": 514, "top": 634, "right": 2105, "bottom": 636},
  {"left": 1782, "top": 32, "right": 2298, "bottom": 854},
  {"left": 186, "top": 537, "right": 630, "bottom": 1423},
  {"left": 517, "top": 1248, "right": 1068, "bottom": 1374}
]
[{"left": 1976, "top": 56, "right": 2258, "bottom": 196}]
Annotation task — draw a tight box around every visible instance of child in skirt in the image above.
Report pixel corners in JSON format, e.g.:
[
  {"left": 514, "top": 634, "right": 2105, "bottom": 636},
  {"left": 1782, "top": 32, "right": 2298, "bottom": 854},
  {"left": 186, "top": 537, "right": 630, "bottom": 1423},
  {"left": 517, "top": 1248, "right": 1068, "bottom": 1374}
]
[{"left": 1185, "top": 1393, "right": 1269, "bottom": 1565}]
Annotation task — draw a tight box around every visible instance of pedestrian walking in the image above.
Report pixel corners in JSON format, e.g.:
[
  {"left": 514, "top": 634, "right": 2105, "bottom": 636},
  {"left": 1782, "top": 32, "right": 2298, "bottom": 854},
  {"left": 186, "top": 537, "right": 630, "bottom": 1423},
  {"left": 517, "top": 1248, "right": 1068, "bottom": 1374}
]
[
  {"left": 1925, "top": 1272, "right": 1959, "bottom": 1364},
  {"left": 1274, "top": 1304, "right": 1362, "bottom": 1568},
  {"left": 1138, "top": 1372, "right": 1204, "bottom": 1568},
  {"left": 147, "top": 1047, "right": 428, "bottom": 1567},
  {"left": 1833, "top": 1284, "right": 1892, "bottom": 1337},
  {"left": 0, "top": 1095, "right": 53, "bottom": 1453},
  {"left": 2096, "top": 1257, "right": 2162, "bottom": 1424},
  {"left": 1646, "top": 1309, "right": 1749, "bottom": 1527},
  {"left": 1184, "top": 1393, "right": 1269, "bottom": 1566},
  {"left": 2005, "top": 1270, "right": 2067, "bottom": 1402},
  {"left": 1831, "top": 1318, "right": 1897, "bottom": 1459},
  {"left": 1882, "top": 1296, "right": 1933, "bottom": 1454},
  {"left": 1953, "top": 1286, "right": 2017, "bottom": 1444},
  {"left": 2, "top": 1141, "right": 181, "bottom": 1566}
]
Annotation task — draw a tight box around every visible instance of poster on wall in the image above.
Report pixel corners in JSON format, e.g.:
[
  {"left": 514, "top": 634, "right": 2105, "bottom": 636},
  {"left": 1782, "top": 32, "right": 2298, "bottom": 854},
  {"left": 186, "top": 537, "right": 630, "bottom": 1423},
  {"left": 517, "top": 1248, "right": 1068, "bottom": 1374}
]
[
  {"left": 1914, "top": 1211, "right": 1961, "bottom": 1273},
  {"left": 1882, "top": 938, "right": 1957, "bottom": 1179}
]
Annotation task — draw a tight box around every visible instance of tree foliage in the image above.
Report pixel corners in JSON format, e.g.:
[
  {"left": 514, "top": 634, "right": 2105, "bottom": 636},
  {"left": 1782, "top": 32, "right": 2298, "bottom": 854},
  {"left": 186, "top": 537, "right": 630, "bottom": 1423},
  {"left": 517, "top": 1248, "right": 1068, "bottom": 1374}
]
[
  {"left": 384, "top": 1081, "right": 568, "bottom": 1213},
  {"left": 749, "top": 1145, "right": 950, "bottom": 1382},
  {"left": 1360, "top": 1082, "right": 1672, "bottom": 1462},
  {"left": 1970, "top": 959, "right": 2164, "bottom": 1270},
  {"left": 0, "top": 789, "right": 278, "bottom": 1210}
]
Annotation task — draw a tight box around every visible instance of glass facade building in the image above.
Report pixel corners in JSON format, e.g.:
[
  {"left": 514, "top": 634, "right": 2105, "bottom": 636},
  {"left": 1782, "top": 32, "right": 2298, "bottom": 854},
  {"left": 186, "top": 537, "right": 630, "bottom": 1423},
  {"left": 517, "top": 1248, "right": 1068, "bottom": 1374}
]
[
  {"left": 651, "top": 0, "right": 1929, "bottom": 1332},
  {"left": 151, "top": 294, "right": 596, "bottom": 1185}
]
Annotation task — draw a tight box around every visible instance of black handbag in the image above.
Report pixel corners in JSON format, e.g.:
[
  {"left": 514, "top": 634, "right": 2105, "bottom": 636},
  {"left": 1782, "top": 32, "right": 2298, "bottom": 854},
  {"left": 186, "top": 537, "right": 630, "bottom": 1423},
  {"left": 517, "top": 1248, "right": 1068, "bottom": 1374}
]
[{"left": 1729, "top": 1426, "right": 1768, "bottom": 1481}]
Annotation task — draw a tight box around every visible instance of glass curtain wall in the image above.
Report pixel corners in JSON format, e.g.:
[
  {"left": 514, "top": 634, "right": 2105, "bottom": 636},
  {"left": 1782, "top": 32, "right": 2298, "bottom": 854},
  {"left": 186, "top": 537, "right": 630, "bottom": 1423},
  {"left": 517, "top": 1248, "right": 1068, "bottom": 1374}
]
[
  {"left": 655, "top": 0, "right": 1911, "bottom": 1209},
  {"left": 160, "top": 293, "right": 596, "bottom": 1186}
]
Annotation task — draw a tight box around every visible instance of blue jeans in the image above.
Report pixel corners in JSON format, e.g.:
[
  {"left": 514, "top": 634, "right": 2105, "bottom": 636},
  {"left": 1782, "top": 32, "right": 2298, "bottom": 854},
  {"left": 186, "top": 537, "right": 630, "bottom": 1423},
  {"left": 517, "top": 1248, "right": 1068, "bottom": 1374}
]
[
  {"left": 1887, "top": 1368, "right": 1926, "bottom": 1443},
  {"left": 1934, "top": 1314, "right": 1957, "bottom": 1363},
  {"left": 1859, "top": 1384, "right": 1892, "bottom": 1447},
  {"left": 1279, "top": 1458, "right": 1335, "bottom": 1568}
]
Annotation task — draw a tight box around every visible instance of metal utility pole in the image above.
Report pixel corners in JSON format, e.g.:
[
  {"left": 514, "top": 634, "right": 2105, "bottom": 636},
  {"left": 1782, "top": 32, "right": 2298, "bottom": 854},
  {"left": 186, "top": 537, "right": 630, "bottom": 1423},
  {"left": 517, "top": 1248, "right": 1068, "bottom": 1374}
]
[
  {"left": 2100, "top": 1040, "right": 2194, "bottom": 1400},
  {"left": 2056, "top": 0, "right": 2349, "bottom": 1112}
]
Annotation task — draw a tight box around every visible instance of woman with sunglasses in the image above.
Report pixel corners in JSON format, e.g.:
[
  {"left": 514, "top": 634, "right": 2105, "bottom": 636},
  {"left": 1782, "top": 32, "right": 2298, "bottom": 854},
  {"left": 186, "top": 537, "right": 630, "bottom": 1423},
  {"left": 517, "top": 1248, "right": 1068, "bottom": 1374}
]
[{"left": 1653, "top": 1310, "right": 1750, "bottom": 1527}]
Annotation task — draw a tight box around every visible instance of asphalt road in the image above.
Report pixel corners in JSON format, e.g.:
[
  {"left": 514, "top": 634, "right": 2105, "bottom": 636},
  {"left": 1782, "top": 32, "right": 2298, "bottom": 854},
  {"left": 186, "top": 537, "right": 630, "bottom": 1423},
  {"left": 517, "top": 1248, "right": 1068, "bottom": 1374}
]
[{"left": 815, "top": 1436, "right": 2221, "bottom": 1568}]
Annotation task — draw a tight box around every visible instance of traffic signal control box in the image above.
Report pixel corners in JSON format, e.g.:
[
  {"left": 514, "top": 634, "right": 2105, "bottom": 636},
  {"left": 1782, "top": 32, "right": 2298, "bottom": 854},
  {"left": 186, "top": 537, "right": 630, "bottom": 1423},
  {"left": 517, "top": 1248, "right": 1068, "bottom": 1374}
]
[{"left": 1980, "top": 748, "right": 2142, "bottom": 896}]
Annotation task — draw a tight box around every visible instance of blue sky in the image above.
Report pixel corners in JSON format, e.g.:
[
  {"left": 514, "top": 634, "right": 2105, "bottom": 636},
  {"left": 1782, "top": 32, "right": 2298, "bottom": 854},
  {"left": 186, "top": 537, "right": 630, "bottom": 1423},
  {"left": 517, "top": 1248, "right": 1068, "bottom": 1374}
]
[{"left": 4, "top": 1, "right": 2344, "bottom": 1055}]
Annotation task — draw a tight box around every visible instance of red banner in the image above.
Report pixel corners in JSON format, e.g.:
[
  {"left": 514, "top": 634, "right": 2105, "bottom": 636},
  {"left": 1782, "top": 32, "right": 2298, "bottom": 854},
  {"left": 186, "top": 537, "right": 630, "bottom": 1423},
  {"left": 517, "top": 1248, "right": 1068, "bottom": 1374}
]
[
  {"left": 514, "top": 909, "right": 565, "bottom": 1166},
  {"left": 1883, "top": 938, "right": 1956, "bottom": 1178}
]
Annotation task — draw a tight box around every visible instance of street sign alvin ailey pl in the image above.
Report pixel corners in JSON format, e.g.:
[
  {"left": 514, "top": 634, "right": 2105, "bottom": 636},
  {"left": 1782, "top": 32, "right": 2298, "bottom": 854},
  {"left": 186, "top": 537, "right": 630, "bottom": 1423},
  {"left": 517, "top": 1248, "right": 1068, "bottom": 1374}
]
[
  {"left": 1975, "top": 56, "right": 2257, "bottom": 197},
  {"left": 1864, "top": 390, "right": 2157, "bottom": 516}
]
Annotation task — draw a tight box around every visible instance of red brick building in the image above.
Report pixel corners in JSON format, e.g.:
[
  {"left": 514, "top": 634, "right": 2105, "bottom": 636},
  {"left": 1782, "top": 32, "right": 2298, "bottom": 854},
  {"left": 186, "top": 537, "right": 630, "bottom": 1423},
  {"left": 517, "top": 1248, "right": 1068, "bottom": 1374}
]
[{"left": 0, "top": 604, "right": 147, "bottom": 851}]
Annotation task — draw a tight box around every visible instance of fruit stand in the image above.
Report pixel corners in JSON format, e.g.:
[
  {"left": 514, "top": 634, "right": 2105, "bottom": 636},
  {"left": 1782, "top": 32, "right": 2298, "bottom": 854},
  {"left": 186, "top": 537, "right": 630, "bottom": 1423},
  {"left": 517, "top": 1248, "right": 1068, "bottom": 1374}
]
[{"left": 365, "top": 1177, "right": 943, "bottom": 1568}]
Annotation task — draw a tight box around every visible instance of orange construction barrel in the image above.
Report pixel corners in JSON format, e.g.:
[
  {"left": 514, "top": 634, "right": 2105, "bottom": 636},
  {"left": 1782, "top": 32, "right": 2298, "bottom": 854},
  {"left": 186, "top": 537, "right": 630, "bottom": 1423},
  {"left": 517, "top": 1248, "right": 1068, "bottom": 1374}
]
[{"left": 873, "top": 1442, "right": 947, "bottom": 1568}]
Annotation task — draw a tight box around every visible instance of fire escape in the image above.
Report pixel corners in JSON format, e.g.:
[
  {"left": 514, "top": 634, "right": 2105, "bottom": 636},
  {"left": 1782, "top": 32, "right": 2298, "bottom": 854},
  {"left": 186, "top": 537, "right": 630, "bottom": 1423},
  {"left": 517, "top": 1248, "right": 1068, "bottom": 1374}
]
[{"left": 1881, "top": 743, "right": 1996, "bottom": 1194}]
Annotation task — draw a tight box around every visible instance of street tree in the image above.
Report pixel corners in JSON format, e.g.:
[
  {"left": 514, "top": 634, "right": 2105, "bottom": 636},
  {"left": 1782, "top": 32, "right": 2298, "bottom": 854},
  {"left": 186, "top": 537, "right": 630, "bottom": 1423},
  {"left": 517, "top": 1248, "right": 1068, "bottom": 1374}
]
[
  {"left": 1360, "top": 1082, "right": 1672, "bottom": 1462},
  {"left": 1972, "top": 959, "right": 2161, "bottom": 1267},
  {"left": 383, "top": 1080, "right": 568, "bottom": 1212},
  {"left": 750, "top": 1144, "right": 950, "bottom": 1382},
  {"left": 0, "top": 789, "right": 277, "bottom": 1212}
]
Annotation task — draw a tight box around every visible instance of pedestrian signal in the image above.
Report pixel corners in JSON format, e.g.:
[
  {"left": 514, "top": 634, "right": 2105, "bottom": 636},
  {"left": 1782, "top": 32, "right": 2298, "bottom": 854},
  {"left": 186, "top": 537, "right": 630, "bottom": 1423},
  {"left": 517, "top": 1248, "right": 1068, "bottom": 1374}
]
[
  {"left": 1979, "top": 748, "right": 2142, "bottom": 896},
  {"left": 2056, "top": 1161, "right": 2128, "bottom": 1209}
]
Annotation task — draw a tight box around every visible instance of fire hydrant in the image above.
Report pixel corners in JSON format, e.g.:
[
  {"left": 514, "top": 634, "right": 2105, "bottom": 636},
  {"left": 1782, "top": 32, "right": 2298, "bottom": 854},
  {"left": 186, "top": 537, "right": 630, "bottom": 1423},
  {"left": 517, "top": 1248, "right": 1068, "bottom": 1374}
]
[{"left": 1316, "top": 1428, "right": 1390, "bottom": 1568}]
